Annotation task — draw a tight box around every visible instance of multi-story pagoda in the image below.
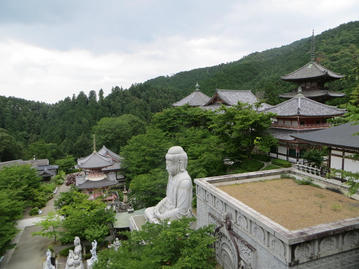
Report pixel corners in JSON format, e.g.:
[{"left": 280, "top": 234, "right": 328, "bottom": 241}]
[
  {"left": 265, "top": 88, "right": 345, "bottom": 162},
  {"left": 76, "top": 145, "right": 124, "bottom": 200},
  {"left": 280, "top": 33, "right": 345, "bottom": 102}
]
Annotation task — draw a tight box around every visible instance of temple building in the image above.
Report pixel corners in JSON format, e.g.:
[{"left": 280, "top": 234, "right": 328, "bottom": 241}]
[
  {"left": 264, "top": 89, "right": 345, "bottom": 162},
  {"left": 292, "top": 122, "right": 359, "bottom": 174},
  {"left": 280, "top": 33, "right": 345, "bottom": 102},
  {"left": 76, "top": 145, "right": 124, "bottom": 200},
  {"left": 172, "top": 83, "right": 210, "bottom": 107},
  {"left": 201, "top": 89, "right": 258, "bottom": 111}
]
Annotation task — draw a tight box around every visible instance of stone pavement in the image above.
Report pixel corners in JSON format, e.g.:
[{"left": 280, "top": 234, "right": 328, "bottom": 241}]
[{"left": 1, "top": 183, "right": 70, "bottom": 269}]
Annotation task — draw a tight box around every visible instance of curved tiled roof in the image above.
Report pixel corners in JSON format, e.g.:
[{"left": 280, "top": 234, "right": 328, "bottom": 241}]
[
  {"left": 98, "top": 145, "right": 122, "bottom": 162},
  {"left": 292, "top": 122, "right": 359, "bottom": 149},
  {"left": 281, "top": 61, "right": 344, "bottom": 82},
  {"left": 205, "top": 89, "right": 258, "bottom": 106},
  {"left": 263, "top": 93, "right": 345, "bottom": 117},
  {"left": 77, "top": 151, "right": 113, "bottom": 169},
  {"left": 173, "top": 90, "right": 210, "bottom": 107},
  {"left": 279, "top": 90, "right": 345, "bottom": 99}
]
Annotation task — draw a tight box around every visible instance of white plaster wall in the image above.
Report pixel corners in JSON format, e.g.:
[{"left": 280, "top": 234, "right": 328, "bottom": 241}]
[
  {"left": 331, "top": 156, "right": 342, "bottom": 170},
  {"left": 344, "top": 158, "right": 359, "bottom": 173},
  {"left": 278, "top": 146, "right": 287, "bottom": 155},
  {"left": 332, "top": 150, "right": 342, "bottom": 155}
]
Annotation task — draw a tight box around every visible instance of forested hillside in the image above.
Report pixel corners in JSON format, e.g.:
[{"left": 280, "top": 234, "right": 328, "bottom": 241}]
[
  {"left": 147, "top": 21, "right": 359, "bottom": 104},
  {"left": 0, "top": 21, "right": 358, "bottom": 161}
]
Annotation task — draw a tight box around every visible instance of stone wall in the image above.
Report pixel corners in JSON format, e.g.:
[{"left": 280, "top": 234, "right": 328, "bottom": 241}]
[{"left": 195, "top": 168, "right": 359, "bottom": 269}]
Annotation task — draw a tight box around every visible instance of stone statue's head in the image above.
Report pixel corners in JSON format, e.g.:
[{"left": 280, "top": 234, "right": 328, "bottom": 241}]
[
  {"left": 74, "top": 236, "right": 80, "bottom": 246},
  {"left": 166, "top": 146, "right": 188, "bottom": 176}
]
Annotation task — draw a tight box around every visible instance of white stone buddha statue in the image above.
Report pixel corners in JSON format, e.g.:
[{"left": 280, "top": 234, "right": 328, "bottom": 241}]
[{"left": 145, "top": 146, "right": 193, "bottom": 223}]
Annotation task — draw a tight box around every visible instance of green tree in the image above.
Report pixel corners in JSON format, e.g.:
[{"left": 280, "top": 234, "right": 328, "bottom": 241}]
[
  {"left": 32, "top": 211, "right": 62, "bottom": 242},
  {"left": 93, "top": 114, "right": 145, "bottom": 153},
  {"left": 129, "top": 168, "right": 168, "bottom": 208},
  {"left": 0, "top": 190, "right": 24, "bottom": 255},
  {"left": 0, "top": 165, "right": 41, "bottom": 203},
  {"left": 211, "top": 103, "right": 275, "bottom": 158},
  {"left": 58, "top": 191, "right": 115, "bottom": 243},
  {"left": 55, "top": 155, "right": 76, "bottom": 174},
  {"left": 0, "top": 128, "right": 22, "bottom": 161},
  {"left": 94, "top": 218, "right": 216, "bottom": 269},
  {"left": 25, "top": 141, "right": 63, "bottom": 163},
  {"left": 121, "top": 128, "right": 173, "bottom": 179}
]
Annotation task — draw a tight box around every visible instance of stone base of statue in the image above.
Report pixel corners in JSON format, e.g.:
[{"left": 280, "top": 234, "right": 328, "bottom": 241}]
[
  {"left": 86, "top": 259, "right": 96, "bottom": 269},
  {"left": 43, "top": 260, "right": 55, "bottom": 269},
  {"left": 129, "top": 214, "right": 146, "bottom": 231}
]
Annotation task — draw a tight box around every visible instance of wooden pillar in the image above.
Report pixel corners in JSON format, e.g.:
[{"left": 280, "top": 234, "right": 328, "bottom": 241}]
[
  {"left": 328, "top": 147, "right": 331, "bottom": 170},
  {"left": 286, "top": 143, "right": 289, "bottom": 161}
]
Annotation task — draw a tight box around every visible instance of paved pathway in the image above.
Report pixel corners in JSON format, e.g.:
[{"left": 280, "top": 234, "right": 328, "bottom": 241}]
[{"left": 1, "top": 183, "right": 70, "bottom": 269}]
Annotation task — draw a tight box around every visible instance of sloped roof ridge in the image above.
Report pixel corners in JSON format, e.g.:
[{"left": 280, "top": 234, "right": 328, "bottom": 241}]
[
  {"left": 78, "top": 151, "right": 113, "bottom": 168},
  {"left": 281, "top": 61, "right": 344, "bottom": 80},
  {"left": 263, "top": 94, "right": 345, "bottom": 116}
]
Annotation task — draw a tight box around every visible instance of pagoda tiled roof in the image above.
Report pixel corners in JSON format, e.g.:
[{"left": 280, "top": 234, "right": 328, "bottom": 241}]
[
  {"left": 281, "top": 61, "right": 344, "bottom": 82},
  {"left": 98, "top": 145, "right": 122, "bottom": 162},
  {"left": 263, "top": 93, "right": 345, "bottom": 117},
  {"left": 269, "top": 128, "right": 318, "bottom": 141},
  {"left": 173, "top": 90, "right": 210, "bottom": 107},
  {"left": 76, "top": 178, "right": 119, "bottom": 189},
  {"left": 77, "top": 151, "right": 113, "bottom": 169},
  {"left": 291, "top": 122, "right": 359, "bottom": 150},
  {"left": 279, "top": 90, "right": 345, "bottom": 99},
  {"left": 205, "top": 89, "right": 258, "bottom": 106}
]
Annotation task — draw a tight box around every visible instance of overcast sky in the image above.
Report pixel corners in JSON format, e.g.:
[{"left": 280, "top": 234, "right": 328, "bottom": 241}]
[{"left": 0, "top": 0, "right": 358, "bottom": 103}]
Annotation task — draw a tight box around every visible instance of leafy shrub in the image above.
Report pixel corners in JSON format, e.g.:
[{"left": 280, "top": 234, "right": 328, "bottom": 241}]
[
  {"left": 30, "top": 207, "right": 39, "bottom": 216},
  {"left": 59, "top": 246, "right": 72, "bottom": 257},
  {"left": 252, "top": 154, "right": 271, "bottom": 162},
  {"left": 238, "top": 159, "right": 264, "bottom": 172},
  {"left": 228, "top": 159, "right": 264, "bottom": 174},
  {"left": 271, "top": 159, "right": 292, "bottom": 167},
  {"left": 303, "top": 149, "right": 326, "bottom": 167}
]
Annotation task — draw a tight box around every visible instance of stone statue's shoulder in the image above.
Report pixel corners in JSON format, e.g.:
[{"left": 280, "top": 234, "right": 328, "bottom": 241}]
[{"left": 178, "top": 172, "right": 192, "bottom": 189}]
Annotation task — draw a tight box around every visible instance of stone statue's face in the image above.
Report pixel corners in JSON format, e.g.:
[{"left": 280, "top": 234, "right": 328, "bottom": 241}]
[{"left": 166, "top": 159, "right": 178, "bottom": 176}]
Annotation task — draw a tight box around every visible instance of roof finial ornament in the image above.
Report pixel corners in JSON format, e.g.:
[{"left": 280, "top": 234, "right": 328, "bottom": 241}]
[
  {"left": 297, "top": 86, "right": 303, "bottom": 94},
  {"left": 195, "top": 82, "right": 200, "bottom": 91},
  {"left": 311, "top": 29, "right": 315, "bottom": 62},
  {"left": 93, "top": 134, "right": 96, "bottom": 152}
]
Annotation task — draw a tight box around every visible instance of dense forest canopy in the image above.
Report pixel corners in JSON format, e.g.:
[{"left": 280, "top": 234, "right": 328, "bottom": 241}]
[{"left": 0, "top": 21, "right": 358, "bottom": 160}]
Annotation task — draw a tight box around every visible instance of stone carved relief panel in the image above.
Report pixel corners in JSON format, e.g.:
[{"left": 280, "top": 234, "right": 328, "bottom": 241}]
[
  {"left": 206, "top": 192, "right": 214, "bottom": 206},
  {"left": 196, "top": 186, "right": 205, "bottom": 199},
  {"left": 215, "top": 198, "right": 224, "bottom": 212},
  {"left": 237, "top": 214, "right": 249, "bottom": 232},
  {"left": 252, "top": 223, "right": 265, "bottom": 244},
  {"left": 319, "top": 236, "right": 337, "bottom": 257},
  {"left": 294, "top": 242, "right": 314, "bottom": 263},
  {"left": 343, "top": 230, "right": 359, "bottom": 250},
  {"left": 210, "top": 213, "right": 256, "bottom": 269},
  {"left": 269, "top": 236, "right": 286, "bottom": 261}
]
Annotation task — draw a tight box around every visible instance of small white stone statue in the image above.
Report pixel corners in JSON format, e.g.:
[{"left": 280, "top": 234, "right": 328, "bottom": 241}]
[
  {"left": 65, "top": 250, "right": 74, "bottom": 269},
  {"left": 145, "top": 146, "right": 192, "bottom": 223},
  {"left": 110, "top": 237, "right": 121, "bottom": 251},
  {"left": 65, "top": 236, "right": 83, "bottom": 269},
  {"left": 87, "top": 240, "right": 98, "bottom": 269},
  {"left": 44, "top": 249, "right": 55, "bottom": 269}
]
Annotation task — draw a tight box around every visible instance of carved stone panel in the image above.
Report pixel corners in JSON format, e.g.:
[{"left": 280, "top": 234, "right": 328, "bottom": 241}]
[
  {"left": 252, "top": 223, "right": 265, "bottom": 244},
  {"left": 294, "top": 242, "right": 314, "bottom": 263},
  {"left": 269, "top": 236, "right": 286, "bottom": 260},
  {"left": 237, "top": 214, "right": 249, "bottom": 232},
  {"left": 343, "top": 230, "right": 359, "bottom": 250},
  {"left": 319, "top": 236, "right": 337, "bottom": 257}
]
